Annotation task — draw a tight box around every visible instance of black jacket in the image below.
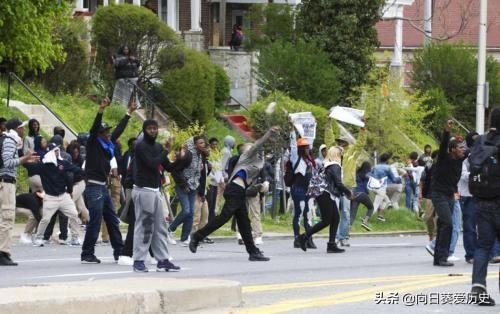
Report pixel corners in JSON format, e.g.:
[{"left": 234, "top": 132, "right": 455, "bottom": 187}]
[
  {"left": 133, "top": 140, "right": 170, "bottom": 189},
  {"left": 85, "top": 112, "right": 130, "bottom": 183},
  {"left": 114, "top": 55, "right": 140, "bottom": 79},
  {"left": 325, "top": 164, "right": 351, "bottom": 198},
  {"left": 475, "top": 130, "right": 500, "bottom": 209},
  {"left": 27, "top": 160, "right": 85, "bottom": 196}
]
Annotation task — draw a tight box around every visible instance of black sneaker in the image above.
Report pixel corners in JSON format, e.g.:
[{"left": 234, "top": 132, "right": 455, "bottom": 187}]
[
  {"left": 293, "top": 238, "right": 300, "bottom": 248},
  {"left": 133, "top": 260, "right": 148, "bottom": 273},
  {"left": 189, "top": 237, "right": 200, "bottom": 253},
  {"left": 433, "top": 260, "right": 454, "bottom": 267},
  {"left": 0, "top": 252, "right": 18, "bottom": 266},
  {"left": 306, "top": 237, "right": 317, "bottom": 249},
  {"left": 361, "top": 222, "right": 372, "bottom": 231},
  {"left": 471, "top": 286, "right": 496, "bottom": 306},
  {"left": 157, "top": 259, "right": 181, "bottom": 272},
  {"left": 81, "top": 255, "right": 101, "bottom": 264},
  {"left": 327, "top": 242, "right": 346, "bottom": 253},
  {"left": 238, "top": 239, "right": 244, "bottom": 245},
  {"left": 377, "top": 216, "right": 386, "bottom": 222},
  {"left": 249, "top": 250, "right": 270, "bottom": 262},
  {"left": 298, "top": 234, "right": 308, "bottom": 252}
]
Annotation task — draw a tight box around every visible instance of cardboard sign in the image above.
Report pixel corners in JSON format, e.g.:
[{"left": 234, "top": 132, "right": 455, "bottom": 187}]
[{"left": 290, "top": 112, "right": 317, "bottom": 141}]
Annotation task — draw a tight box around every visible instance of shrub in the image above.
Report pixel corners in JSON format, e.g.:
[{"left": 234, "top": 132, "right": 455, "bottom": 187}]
[
  {"left": 158, "top": 46, "right": 215, "bottom": 124},
  {"left": 92, "top": 4, "right": 179, "bottom": 90},
  {"left": 248, "top": 92, "right": 339, "bottom": 149},
  {"left": 213, "top": 65, "right": 230, "bottom": 107},
  {"left": 41, "top": 17, "right": 89, "bottom": 93},
  {"left": 418, "top": 88, "right": 452, "bottom": 139},
  {"left": 257, "top": 39, "right": 341, "bottom": 109}
]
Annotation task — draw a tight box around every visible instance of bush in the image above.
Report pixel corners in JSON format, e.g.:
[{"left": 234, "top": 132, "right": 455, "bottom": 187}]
[
  {"left": 419, "top": 88, "right": 452, "bottom": 139},
  {"left": 92, "top": 4, "right": 179, "bottom": 90},
  {"left": 248, "top": 92, "right": 339, "bottom": 149},
  {"left": 41, "top": 17, "right": 89, "bottom": 93},
  {"left": 411, "top": 43, "right": 500, "bottom": 129},
  {"left": 213, "top": 65, "right": 230, "bottom": 107},
  {"left": 257, "top": 39, "right": 341, "bottom": 109},
  {"left": 158, "top": 46, "right": 215, "bottom": 124}
]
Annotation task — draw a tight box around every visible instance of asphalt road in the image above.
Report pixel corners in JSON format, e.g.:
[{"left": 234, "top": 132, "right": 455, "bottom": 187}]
[{"left": 1, "top": 234, "right": 499, "bottom": 313}]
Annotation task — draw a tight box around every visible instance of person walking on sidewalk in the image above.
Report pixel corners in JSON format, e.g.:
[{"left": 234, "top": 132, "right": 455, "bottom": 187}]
[
  {"left": 298, "top": 146, "right": 353, "bottom": 253},
  {"left": 28, "top": 144, "right": 85, "bottom": 247},
  {"left": 189, "top": 126, "right": 281, "bottom": 262},
  {"left": 431, "top": 120, "right": 465, "bottom": 267},
  {"left": 81, "top": 97, "right": 136, "bottom": 264},
  {"left": 0, "top": 118, "right": 39, "bottom": 266},
  {"left": 131, "top": 120, "right": 180, "bottom": 272},
  {"left": 168, "top": 136, "right": 205, "bottom": 246}
]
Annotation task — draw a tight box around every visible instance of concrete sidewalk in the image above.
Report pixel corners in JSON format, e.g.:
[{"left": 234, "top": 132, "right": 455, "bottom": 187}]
[{"left": 0, "top": 278, "right": 241, "bottom": 314}]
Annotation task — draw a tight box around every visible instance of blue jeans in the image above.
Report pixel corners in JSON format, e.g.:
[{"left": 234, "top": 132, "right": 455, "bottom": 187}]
[
  {"left": 461, "top": 197, "right": 478, "bottom": 261},
  {"left": 472, "top": 205, "right": 500, "bottom": 287},
  {"left": 449, "top": 200, "right": 461, "bottom": 256},
  {"left": 336, "top": 196, "right": 350, "bottom": 240},
  {"left": 169, "top": 187, "right": 196, "bottom": 242},
  {"left": 81, "top": 184, "right": 123, "bottom": 259},
  {"left": 291, "top": 185, "right": 311, "bottom": 237},
  {"left": 490, "top": 239, "right": 500, "bottom": 258},
  {"left": 405, "top": 179, "right": 414, "bottom": 210}
]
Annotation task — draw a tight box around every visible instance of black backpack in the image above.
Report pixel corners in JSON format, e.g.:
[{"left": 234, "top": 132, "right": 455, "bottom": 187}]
[
  {"left": 0, "top": 135, "right": 15, "bottom": 169},
  {"left": 468, "top": 134, "right": 500, "bottom": 199},
  {"left": 284, "top": 159, "right": 300, "bottom": 187}
]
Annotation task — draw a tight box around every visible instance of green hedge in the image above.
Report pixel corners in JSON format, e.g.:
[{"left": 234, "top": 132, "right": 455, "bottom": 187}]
[
  {"left": 158, "top": 46, "right": 215, "bottom": 124},
  {"left": 214, "top": 64, "right": 230, "bottom": 106}
]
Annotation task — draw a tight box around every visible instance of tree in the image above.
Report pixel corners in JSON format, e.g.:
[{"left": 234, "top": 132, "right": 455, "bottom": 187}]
[
  {"left": 158, "top": 46, "right": 216, "bottom": 124},
  {"left": 297, "top": 0, "right": 385, "bottom": 100},
  {"left": 92, "top": 4, "right": 179, "bottom": 89},
  {"left": 0, "top": 0, "right": 68, "bottom": 74},
  {"left": 245, "top": 3, "right": 297, "bottom": 50},
  {"left": 411, "top": 43, "right": 500, "bottom": 128},
  {"left": 257, "top": 39, "right": 341, "bottom": 108}
]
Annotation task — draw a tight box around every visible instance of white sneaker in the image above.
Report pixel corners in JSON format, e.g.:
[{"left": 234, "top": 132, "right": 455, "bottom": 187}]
[
  {"left": 166, "top": 232, "right": 177, "bottom": 245},
  {"left": 254, "top": 237, "right": 264, "bottom": 245},
  {"left": 70, "top": 237, "right": 82, "bottom": 246},
  {"left": 19, "top": 233, "right": 32, "bottom": 244},
  {"left": 447, "top": 255, "right": 460, "bottom": 262},
  {"left": 425, "top": 243, "right": 435, "bottom": 256},
  {"left": 33, "top": 238, "right": 44, "bottom": 247},
  {"left": 146, "top": 255, "right": 157, "bottom": 266},
  {"left": 117, "top": 256, "right": 134, "bottom": 266},
  {"left": 179, "top": 240, "right": 189, "bottom": 247}
]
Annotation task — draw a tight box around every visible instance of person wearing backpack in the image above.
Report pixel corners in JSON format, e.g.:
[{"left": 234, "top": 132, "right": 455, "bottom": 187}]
[
  {"left": 468, "top": 108, "right": 500, "bottom": 305},
  {"left": 297, "top": 146, "right": 352, "bottom": 253},
  {"left": 431, "top": 120, "right": 466, "bottom": 267},
  {"left": 0, "top": 118, "right": 39, "bottom": 266},
  {"left": 289, "top": 128, "right": 317, "bottom": 249}
]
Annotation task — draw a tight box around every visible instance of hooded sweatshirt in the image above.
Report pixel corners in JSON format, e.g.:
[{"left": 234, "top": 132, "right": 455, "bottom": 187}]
[
  {"left": 315, "top": 144, "right": 327, "bottom": 168},
  {"left": 133, "top": 120, "right": 171, "bottom": 189},
  {"left": 221, "top": 135, "right": 235, "bottom": 179}
]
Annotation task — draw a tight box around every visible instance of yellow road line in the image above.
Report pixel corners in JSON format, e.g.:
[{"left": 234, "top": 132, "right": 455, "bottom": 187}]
[
  {"left": 238, "top": 276, "right": 471, "bottom": 314},
  {"left": 243, "top": 273, "right": 471, "bottom": 293}
]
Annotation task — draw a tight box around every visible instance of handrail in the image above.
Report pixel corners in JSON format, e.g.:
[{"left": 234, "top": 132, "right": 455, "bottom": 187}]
[
  {"left": 229, "top": 95, "right": 249, "bottom": 112},
  {"left": 7, "top": 72, "right": 78, "bottom": 138}
]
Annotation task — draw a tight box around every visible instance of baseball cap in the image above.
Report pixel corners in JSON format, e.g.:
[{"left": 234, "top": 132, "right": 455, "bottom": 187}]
[{"left": 5, "top": 117, "right": 27, "bottom": 130}]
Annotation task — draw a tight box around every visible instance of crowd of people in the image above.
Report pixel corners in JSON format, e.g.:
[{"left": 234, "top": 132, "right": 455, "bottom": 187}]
[{"left": 0, "top": 102, "right": 499, "bottom": 305}]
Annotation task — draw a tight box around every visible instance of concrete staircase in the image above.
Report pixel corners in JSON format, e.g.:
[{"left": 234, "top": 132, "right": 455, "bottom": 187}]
[{"left": 4, "top": 99, "right": 77, "bottom": 142}]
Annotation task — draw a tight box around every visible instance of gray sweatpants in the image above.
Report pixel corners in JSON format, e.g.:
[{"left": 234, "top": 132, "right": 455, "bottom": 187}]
[{"left": 132, "top": 187, "right": 170, "bottom": 262}]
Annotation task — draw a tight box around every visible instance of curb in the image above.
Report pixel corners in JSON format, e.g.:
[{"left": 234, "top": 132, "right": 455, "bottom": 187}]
[{"left": 0, "top": 278, "right": 242, "bottom": 314}]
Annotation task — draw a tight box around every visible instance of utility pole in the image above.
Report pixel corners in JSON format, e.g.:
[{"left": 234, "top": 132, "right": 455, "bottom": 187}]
[
  {"left": 476, "top": 0, "right": 488, "bottom": 134},
  {"left": 423, "top": 0, "right": 432, "bottom": 44}
]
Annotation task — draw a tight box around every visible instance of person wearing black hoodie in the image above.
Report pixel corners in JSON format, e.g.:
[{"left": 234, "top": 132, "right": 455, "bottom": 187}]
[
  {"left": 81, "top": 97, "right": 137, "bottom": 264},
  {"left": 131, "top": 120, "right": 180, "bottom": 272}
]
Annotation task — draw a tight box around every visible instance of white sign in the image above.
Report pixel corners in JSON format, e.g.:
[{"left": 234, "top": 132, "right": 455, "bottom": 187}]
[
  {"left": 290, "top": 112, "right": 317, "bottom": 141},
  {"left": 329, "top": 106, "right": 365, "bottom": 127}
]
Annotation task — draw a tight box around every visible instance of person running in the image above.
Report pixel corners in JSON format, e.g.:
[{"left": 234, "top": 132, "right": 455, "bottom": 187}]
[
  {"left": 370, "top": 152, "right": 402, "bottom": 222},
  {"left": 189, "top": 126, "right": 280, "bottom": 262},
  {"left": 131, "top": 120, "right": 180, "bottom": 272},
  {"left": 29, "top": 144, "right": 85, "bottom": 247},
  {"left": 16, "top": 191, "right": 44, "bottom": 244},
  {"left": 349, "top": 161, "right": 375, "bottom": 231},
  {"left": 81, "top": 97, "right": 136, "bottom": 264},
  {"left": 289, "top": 128, "right": 316, "bottom": 249},
  {"left": 0, "top": 118, "right": 38, "bottom": 266},
  {"left": 431, "top": 120, "right": 465, "bottom": 267},
  {"left": 298, "top": 146, "right": 352, "bottom": 253}
]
